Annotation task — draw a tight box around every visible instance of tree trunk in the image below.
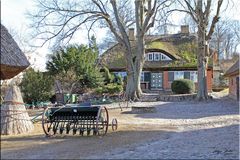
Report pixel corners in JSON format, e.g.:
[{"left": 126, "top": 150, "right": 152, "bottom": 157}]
[
  {"left": 125, "top": 62, "right": 143, "bottom": 101},
  {"left": 125, "top": 57, "right": 141, "bottom": 101},
  {"left": 125, "top": 43, "right": 144, "bottom": 101},
  {"left": 125, "top": 31, "right": 145, "bottom": 101},
  {"left": 197, "top": 25, "right": 209, "bottom": 100},
  {"left": 135, "top": 32, "right": 145, "bottom": 98},
  {"left": 1, "top": 85, "right": 34, "bottom": 135}
]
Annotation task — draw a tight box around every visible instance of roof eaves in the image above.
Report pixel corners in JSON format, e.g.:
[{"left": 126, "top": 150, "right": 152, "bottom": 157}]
[{"left": 224, "top": 60, "right": 239, "bottom": 77}]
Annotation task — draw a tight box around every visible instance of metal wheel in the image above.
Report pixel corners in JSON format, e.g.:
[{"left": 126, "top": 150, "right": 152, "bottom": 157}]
[
  {"left": 96, "top": 106, "right": 109, "bottom": 136},
  {"left": 111, "top": 118, "right": 118, "bottom": 131},
  {"left": 42, "top": 107, "right": 54, "bottom": 136}
]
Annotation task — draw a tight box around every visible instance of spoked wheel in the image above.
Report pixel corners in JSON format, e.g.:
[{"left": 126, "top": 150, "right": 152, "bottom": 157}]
[
  {"left": 111, "top": 118, "right": 118, "bottom": 131},
  {"left": 42, "top": 107, "right": 54, "bottom": 136},
  {"left": 96, "top": 106, "right": 109, "bottom": 136}
]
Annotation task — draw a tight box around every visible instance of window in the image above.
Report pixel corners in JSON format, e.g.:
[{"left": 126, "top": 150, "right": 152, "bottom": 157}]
[
  {"left": 168, "top": 71, "right": 197, "bottom": 82},
  {"left": 161, "top": 54, "right": 166, "bottom": 60},
  {"left": 154, "top": 53, "right": 160, "bottom": 61},
  {"left": 161, "top": 54, "right": 171, "bottom": 61},
  {"left": 174, "top": 71, "right": 184, "bottom": 80},
  {"left": 141, "top": 72, "right": 145, "bottom": 82},
  {"left": 190, "top": 71, "right": 198, "bottom": 83},
  {"left": 148, "top": 53, "right": 153, "bottom": 61},
  {"left": 114, "top": 72, "right": 127, "bottom": 78},
  {"left": 141, "top": 72, "right": 151, "bottom": 82},
  {"left": 168, "top": 71, "right": 184, "bottom": 82},
  {"left": 146, "top": 52, "right": 172, "bottom": 61}
]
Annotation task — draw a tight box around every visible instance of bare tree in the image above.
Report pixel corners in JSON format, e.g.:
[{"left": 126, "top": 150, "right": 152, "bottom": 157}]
[
  {"left": 28, "top": 0, "right": 168, "bottom": 100},
  {"left": 174, "top": 0, "right": 224, "bottom": 100},
  {"left": 210, "top": 19, "right": 240, "bottom": 59}
]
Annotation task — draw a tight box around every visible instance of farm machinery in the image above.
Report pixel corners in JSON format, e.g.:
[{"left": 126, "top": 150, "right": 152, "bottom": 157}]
[{"left": 42, "top": 104, "right": 118, "bottom": 136}]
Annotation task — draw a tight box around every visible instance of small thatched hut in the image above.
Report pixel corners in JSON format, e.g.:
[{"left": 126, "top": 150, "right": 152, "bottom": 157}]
[
  {"left": 0, "top": 24, "right": 34, "bottom": 135},
  {"left": 1, "top": 24, "right": 30, "bottom": 80}
]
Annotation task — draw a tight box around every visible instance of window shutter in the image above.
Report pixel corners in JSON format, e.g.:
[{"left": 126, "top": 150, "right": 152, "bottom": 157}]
[
  {"left": 184, "top": 71, "right": 190, "bottom": 79},
  {"left": 144, "top": 72, "right": 151, "bottom": 82},
  {"left": 168, "top": 72, "right": 174, "bottom": 82}
]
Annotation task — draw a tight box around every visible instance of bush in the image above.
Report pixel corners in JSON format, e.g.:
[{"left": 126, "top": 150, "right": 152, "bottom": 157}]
[
  {"left": 102, "top": 66, "right": 114, "bottom": 84},
  {"left": 106, "top": 83, "right": 123, "bottom": 94},
  {"left": 20, "top": 68, "right": 54, "bottom": 104},
  {"left": 113, "top": 74, "right": 123, "bottom": 85},
  {"left": 95, "top": 83, "right": 123, "bottom": 95},
  {"left": 171, "top": 79, "right": 195, "bottom": 94}
]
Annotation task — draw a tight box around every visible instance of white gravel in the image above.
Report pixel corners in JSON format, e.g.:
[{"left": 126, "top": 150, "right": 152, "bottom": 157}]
[{"left": 91, "top": 95, "right": 240, "bottom": 159}]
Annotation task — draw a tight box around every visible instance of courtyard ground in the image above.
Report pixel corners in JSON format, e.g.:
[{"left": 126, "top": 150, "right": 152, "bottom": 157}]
[{"left": 1, "top": 92, "right": 239, "bottom": 159}]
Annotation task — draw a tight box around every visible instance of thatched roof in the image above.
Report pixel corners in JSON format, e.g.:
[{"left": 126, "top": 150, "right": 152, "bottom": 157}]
[
  {"left": 224, "top": 59, "right": 239, "bottom": 77},
  {"left": 100, "top": 33, "right": 201, "bottom": 71},
  {"left": 1, "top": 24, "right": 30, "bottom": 80}
]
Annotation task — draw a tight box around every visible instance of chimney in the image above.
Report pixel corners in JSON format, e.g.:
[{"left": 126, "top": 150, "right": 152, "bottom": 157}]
[
  {"left": 181, "top": 25, "right": 189, "bottom": 34},
  {"left": 128, "top": 28, "right": 135, "bottom": 41}
]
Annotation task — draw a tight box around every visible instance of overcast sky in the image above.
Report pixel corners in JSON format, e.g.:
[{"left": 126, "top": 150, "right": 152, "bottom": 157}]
[{"left": 1, "top": 0, "right": 240, "bottom": 71}]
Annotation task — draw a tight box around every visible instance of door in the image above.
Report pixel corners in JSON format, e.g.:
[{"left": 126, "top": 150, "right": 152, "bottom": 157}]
[{"left": 151, "top": 73, "right": 163, "bottom": 90}]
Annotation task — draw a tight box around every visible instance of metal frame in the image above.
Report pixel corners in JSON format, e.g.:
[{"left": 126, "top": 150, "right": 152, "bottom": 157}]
[{"left": 42, "top": 106, "right": 110, "bottom": 136}]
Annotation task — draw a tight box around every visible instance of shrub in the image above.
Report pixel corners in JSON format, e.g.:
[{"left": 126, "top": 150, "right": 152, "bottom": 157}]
[
  {"left": 105, "top": 83, "right": 123, "bottom": 94},
  {"left": 95, "top": 87, "right": 104, "bottom": 94},
  {"left": 113, "top": 74, "right": 123, "bottom": 85},
  {"left": 95, "top": 83, "right": 123, "bottom": 95},
  {"left": 20, "top": 68, "right": 54, "bottom": 104},
  {"left": 171, "top": 79, "right": 195, "bottom": 94},
  {"left": 102, "top": 66, "right": 114, "bottom": 84}
]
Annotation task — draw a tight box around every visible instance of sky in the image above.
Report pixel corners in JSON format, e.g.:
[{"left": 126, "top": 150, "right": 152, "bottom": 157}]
[{"left": 1, "top": 0, "right": 240, "bottom": 71}]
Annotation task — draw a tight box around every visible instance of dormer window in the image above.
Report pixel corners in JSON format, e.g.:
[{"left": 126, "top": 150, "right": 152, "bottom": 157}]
[
  {"left": 154, "top": 53, "right": 160, "bottom": 61},
  {"left": 146, "top": 52, "right": 172, "bottom": 61},
  {"left": 161, "top": 54, "right": 171, "bottom": 61},
  {"left": 148, "top": 53, "right": 153, "bottom": 61}
]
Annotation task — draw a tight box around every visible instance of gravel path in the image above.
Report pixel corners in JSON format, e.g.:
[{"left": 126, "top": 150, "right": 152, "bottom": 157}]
[
  {"left": 90, "top": 125, "right": 239, "bottom": 159},
  {"left": 1, "top": 93, "right": 239, "bottom": 159}
]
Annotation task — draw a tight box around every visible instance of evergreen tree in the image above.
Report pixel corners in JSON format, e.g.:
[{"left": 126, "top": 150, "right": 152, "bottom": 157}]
[
  {"left": 46, "top": 44, "right": 103, "bottom": 93},
  {"left": 20, "top": 68, "right": 54, "bottom": 104}
]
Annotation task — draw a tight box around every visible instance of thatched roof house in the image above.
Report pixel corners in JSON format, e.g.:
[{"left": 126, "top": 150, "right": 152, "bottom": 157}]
[
  {"left": 100, "top": 32, "right": 213, "bottom": 71},
  {"left": 1, "top": 24, "right": 30, "bottom": 80},
  {"left": 100, "top": 26, "right": 214, "bottom": 92}
]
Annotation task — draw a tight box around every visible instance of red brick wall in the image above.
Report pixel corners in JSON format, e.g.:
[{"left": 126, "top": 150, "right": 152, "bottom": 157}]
[
  {"left": 163, "top": 71, "right": 170, "bottom": 90},
  {"left": 163, "top": 70, "right": 213, "bottom": 92},
  {"left": 207, "top": 70, "right": 213, "bottom": 92}
]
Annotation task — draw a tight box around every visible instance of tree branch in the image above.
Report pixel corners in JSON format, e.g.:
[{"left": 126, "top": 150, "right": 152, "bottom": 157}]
[
  {"left": 206, "top": 0, "right": 223, "bottom": 40},
  {"left": 204, "top": 0, "right": 211, "bottom": 20}
]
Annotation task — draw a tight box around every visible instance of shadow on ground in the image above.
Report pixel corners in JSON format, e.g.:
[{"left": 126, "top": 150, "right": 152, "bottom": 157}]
[{"left": 1, "top": 124, "right": 239, "bottom": 159}]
